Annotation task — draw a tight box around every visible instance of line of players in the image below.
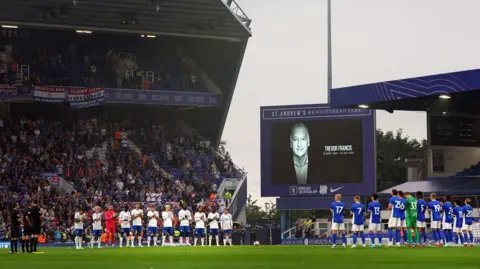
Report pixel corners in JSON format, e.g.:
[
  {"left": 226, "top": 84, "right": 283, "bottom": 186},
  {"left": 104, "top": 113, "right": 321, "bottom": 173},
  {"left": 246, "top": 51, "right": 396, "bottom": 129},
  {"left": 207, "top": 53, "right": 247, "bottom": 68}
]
[
  {"left": 330, "top": 190, "right": 475, "bottom": 248},
  {"left": 74, "top": 203, "right": 234, "bottom": 249}
]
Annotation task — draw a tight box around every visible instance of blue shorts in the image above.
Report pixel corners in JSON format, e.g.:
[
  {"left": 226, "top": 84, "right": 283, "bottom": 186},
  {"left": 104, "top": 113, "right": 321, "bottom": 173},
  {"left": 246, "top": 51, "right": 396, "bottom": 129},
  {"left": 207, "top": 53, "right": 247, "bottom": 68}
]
[
  {"left": 209, "top": 228, "right": 219, "bottom": 235},
  {"left": 163, "top": 227, "right": 173, "bottom": 236},
  {"left": 132, "top": 225, "right": 143, "bottom": 234},
  {"left": 195, "top": 228, "right": 205, "bottom": 237},
  {"left": 180, "top": 226, "right": 190, "bottom": 234},
  {"left": 121, "top": 228, "right": 131, "bottom": 234},
  {"left": 93, "top": 230, "right": 102, "bottom": 237},
  {"left": 147, "top": 227, "right": 159, "bottom": 235},
  {"left": 223, "top": 229, "right": 232, "bottom": 235},
  {"left": 75, "top": 229, "right": 84, "bottom": 236}
]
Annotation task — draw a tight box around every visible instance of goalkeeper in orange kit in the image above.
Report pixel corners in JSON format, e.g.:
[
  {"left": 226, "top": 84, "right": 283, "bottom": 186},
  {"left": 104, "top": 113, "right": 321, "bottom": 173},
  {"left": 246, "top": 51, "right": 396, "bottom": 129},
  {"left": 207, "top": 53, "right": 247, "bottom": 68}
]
[{"left": 405, "top": 192, "right": 420, "bottom": 246}]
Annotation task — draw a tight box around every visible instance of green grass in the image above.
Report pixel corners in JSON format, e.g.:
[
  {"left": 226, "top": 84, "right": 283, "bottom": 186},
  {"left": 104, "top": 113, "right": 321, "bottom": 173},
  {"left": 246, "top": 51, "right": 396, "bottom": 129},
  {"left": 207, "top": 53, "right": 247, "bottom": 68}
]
[{"left": 0, "top": 246, "right": 479, "bottom": 269}]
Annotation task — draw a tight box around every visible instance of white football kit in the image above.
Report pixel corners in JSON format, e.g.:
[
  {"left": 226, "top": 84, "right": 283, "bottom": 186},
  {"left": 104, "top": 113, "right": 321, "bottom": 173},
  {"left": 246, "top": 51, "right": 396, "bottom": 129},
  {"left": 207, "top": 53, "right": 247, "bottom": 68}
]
[{"left": 119, "top": 211, "right": 132, "bottom": 228}]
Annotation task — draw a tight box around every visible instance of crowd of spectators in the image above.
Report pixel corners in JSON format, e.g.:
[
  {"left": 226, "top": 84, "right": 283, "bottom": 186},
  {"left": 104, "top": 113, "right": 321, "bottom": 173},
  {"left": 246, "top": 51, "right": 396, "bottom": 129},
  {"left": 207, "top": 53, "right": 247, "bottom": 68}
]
[
  {"left": 0, "top": 104, "right": 235, "bottom": 243},
  {"left": 0, "top": 28, "right": 203, "bottom": 91}
]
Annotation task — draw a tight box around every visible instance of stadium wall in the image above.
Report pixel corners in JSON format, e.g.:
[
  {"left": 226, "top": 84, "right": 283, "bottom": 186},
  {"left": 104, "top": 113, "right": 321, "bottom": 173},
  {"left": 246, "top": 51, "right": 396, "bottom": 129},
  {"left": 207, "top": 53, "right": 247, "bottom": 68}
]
[{"left": 427, "top": 146, "right": 480, "bottom": 177}]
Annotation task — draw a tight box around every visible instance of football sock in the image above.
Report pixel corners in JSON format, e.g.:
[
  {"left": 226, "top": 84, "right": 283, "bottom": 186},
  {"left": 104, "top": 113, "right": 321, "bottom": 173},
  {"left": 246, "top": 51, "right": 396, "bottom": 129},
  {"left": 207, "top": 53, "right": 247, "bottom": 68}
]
[
  {"left": 463, "top": 233, "right": 469, "bottom": 244},
  {"left": 395, "top": 229, "right": 401, "bottom": 243},
  {"left": 341, "top": 234, "right": 346, "bottom": 245},
  {"left": 360, "top": 232, "right": 366, "bottom": 245},
  {"left": 414, "top": 230, "right": 419, "bottom": 244},
  {"left": 331, "top": 234, "right": 337, "bottom": 245},
  {"left": 352, "top": 233, "right": 357, "bottom": 245}
]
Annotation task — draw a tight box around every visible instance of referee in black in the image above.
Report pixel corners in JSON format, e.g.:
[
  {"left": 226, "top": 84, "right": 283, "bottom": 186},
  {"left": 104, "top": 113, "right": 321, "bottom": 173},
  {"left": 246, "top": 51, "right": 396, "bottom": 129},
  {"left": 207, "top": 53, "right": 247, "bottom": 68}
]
[
  {"left": 9, "top": 203, "right": 21, "bottom": 254},
  {"left": 29, "top": 200, "right": 44, "bottom": 253},
  {"left": 23, "top": 204, "right": 32, "bottom": 253}
]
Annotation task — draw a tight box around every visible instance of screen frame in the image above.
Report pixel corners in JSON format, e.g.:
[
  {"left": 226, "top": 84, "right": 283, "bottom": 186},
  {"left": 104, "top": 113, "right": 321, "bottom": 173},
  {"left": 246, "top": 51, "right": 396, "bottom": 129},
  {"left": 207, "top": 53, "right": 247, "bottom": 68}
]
[{"left": 260, "top": 104, "right": 376, "bottom": 197}]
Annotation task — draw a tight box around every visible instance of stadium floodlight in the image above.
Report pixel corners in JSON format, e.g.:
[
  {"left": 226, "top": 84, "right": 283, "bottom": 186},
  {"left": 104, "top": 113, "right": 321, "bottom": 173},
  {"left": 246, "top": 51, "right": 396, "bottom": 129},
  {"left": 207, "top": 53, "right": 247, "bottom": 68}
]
[
  {"left": 76, "top": 30, "right": 92, "bottom": 34},
  {"left": 146, "top": 35, "right": 156, "bottom": 38},
  {"left": 358, "top": 104, "right": 369, "bottom": 109},
  {"left": 439, "top": 94, "right": 451, "bottom": 99},
  {"left": 1, "top": 25, "right": 18, "bottom": 29}
]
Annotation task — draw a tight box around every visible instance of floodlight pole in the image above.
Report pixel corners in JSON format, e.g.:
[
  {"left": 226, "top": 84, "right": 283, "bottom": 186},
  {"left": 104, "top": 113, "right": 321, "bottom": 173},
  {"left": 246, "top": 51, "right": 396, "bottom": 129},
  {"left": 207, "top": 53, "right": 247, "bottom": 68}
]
[{"left": 327, "top": 0, "right": 332, "bottom": 104}]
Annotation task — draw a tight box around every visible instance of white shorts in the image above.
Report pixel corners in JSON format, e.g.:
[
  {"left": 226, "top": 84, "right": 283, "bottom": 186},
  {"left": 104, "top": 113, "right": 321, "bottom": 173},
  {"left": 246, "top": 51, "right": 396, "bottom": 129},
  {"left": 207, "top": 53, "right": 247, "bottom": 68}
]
[
  {"left": 453, "top": 227, "right": 462, "bottom": 233},
  {"left": 351, "top": 224, "right": 364, "bottom": 232},
  {"left": 388, "top": 218, "right": 404, "bottom": 228},
  {"left": 442, "top": 222, "right": 453, "bottom": 230},
  {"left": 416, "top": 221, "right": 426, "bottom": 228},
  {"left": 431, "top": 221, "right": 441, "bottom": 229},
  {"left": 368, "top": 223, "right": 382, "bottom": 232},
  {"left": 331, "top": 222, "right": 345, "bottom": 231},
  {"left": 462, "top": 224, "right": 472, "bottom": 232}
]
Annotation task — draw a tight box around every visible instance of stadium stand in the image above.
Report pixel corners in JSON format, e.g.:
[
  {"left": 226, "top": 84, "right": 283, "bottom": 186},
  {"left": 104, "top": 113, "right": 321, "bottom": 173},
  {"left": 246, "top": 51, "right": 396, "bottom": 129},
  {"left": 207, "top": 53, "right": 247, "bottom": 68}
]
[
  {"left": 0, "top": 0, "right": 251, "bottom": 246},
  {"left": 0, "top": 104, "right": 232, "bottom": 242},
  {"left": 0, "top": 28, "right": 205, "bottom": 91}
]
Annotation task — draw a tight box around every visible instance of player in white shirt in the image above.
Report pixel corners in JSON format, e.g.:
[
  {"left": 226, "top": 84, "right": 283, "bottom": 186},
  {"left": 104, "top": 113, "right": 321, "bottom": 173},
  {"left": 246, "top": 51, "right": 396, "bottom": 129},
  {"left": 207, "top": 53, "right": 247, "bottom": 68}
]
[
  {"left": 91, "top": 206, "right": 103, "bottom": 248},
  {"left": 162, "top": 205, "right": 174, "bottom": 246},
  {"left": 194, "top": 207, "right": 207, "bottom": 246},
  {"left": 147, "top": 205, "right": 160, "bottom": 247},
  {"left": 130, "top": 203, "right": 144, "bottom": 247},
  {"left": 74, "top": 208, "right": 88, "bottom": 249},
  {"left": 119, "top": 205, "right": 132, "bottom": 248},
  {"left": 178, "top": 206, "right": 192, "bottom": 246},
  {"left": 220, "top": 209, "right": 233, "bottom": 246},
  {"left": 207, "top": 210, "right": 220, "bottom": 246}
]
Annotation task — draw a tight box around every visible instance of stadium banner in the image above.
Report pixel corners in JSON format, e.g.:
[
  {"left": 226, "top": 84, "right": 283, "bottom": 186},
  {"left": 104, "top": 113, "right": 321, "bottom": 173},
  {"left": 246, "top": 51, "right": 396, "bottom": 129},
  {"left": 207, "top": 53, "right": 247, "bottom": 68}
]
[
  {"left": 276, "top": 196, "right": 355, "bottom": 210},
  {"left": 260, "top": 104, "right": 376, "bottom": 197},
  {"left": 67, "top": 87, "right": 105, "bottom": 109},
  {"left": 1, "top": 85, "right": 221, "bottom": 107},
  {"left": 33, "top": 85, "right": 66, "bottom": 103},
  {"left": 43, "top": 172, "right": 60, "bottom": 187},
  {"left": 330, "top": 68, "right": 480, "bottom": 107},
  {"left": 102, "top": 89, "right": 221, "bottom": 106}
]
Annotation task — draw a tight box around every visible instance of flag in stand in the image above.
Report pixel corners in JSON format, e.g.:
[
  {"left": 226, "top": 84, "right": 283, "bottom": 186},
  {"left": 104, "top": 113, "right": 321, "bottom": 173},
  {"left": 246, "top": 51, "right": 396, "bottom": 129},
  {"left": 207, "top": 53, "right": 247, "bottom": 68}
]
[
  {"left": 33, "top": 86, "right": 66, "bottom": 103},
  {"left": 0, "top": 85, "right": 17, "bottom": 100},
  {"left": 67, "top": 87, "right": 105, "bottom": 109}
]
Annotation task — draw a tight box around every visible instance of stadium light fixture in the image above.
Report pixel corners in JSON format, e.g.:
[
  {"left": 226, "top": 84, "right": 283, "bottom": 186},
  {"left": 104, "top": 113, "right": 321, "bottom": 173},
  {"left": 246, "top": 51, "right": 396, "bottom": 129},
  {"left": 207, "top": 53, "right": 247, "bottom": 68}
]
[
  {"left": 1, "top": 25, "right": 18, "bottom": 29},
  {"left": 76, "top": 30, "right": 92, "bottom": 34},
  {"left": 358, "top": 104, "right": 369, "bottom": 109},
  {"left": 439, "top": 94, "right": 451, "bottom": 99}
]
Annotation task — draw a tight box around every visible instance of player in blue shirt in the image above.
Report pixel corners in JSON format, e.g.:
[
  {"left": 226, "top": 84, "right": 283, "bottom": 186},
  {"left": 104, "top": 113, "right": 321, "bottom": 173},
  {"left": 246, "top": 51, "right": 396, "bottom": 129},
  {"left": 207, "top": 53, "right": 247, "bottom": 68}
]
[
  {"left": 330, "top": 194, "right": 346, "bottom": 248},
  {"left": 452, "top": 200, "right": 464, "bottom": 246},
  {"left": 442, "top": 195, "right": 454, "bottom": 246},
  {"left": 350, "top": 195, "right": 366, "bottom": 248},
  {"left": 394, "top": 191, "right": 407, "bottom": 247},
  {"left": 462, "top": 198, "right": 474, "bottom": 247},
  {"left": 367, "top": 194, "right": 382, "bottom": 247},
  {"left": 427, "top": 193, "right": 443, "bottom": 246},
  {"left": 415, "top": 191, "right": 428, "bottom": 246},
  {"left": 387, "top": 189, "right": 398, "bottom": 246}
]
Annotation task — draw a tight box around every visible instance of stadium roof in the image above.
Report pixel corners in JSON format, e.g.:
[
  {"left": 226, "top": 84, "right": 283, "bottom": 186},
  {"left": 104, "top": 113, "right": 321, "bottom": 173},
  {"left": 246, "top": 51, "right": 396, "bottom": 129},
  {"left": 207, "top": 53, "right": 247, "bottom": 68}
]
[
  {"left": 0, "top": 0, "right": 251, "bottom": 41},
  {"left": 380, "top": 177, "right": 480, "bottom": 196},
  {"left": 330, "top": 69, "right": 480, "bottom": 114}
]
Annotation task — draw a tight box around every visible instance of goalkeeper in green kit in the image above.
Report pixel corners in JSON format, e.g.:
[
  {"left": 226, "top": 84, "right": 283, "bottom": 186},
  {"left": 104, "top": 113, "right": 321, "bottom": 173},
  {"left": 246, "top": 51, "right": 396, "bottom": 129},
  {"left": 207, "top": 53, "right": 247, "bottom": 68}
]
[{"left": 405, "top": 192, "right": 420, "bottom": 246}]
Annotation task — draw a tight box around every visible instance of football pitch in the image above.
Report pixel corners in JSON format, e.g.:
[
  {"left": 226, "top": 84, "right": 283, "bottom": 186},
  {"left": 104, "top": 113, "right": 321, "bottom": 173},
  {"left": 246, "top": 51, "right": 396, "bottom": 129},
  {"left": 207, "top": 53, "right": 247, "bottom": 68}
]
[{"left": 0, "top": 246, "right": 479, "bottom": 269}]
